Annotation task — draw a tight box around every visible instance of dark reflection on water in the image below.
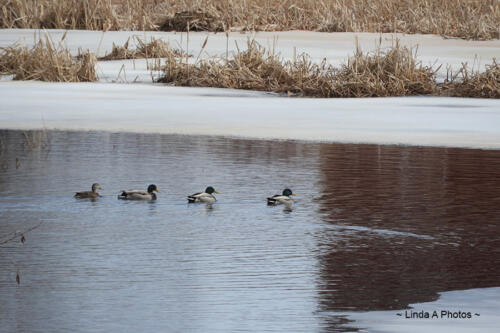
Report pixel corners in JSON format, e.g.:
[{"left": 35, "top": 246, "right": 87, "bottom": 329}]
[
  {"left": 315, "top": 144, "right": 500, "bottom": 315},
  {"left": 0, "top": 130, "right": 499, "bottom": 333}
]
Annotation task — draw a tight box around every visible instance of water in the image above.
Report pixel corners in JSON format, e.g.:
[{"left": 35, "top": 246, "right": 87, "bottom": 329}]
[{"left": 1, "top": 130, "right": 499, "bottom": 332}]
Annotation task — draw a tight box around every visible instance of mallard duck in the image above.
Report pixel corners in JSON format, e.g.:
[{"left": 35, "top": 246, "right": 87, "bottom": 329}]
[
  {"left": 118, "top": 184, "right": 159, "bottom": 200},
  {"left": 187, "top": 186, "right": 220, "bottom": 203},
  {"left": 267, "top": 188, "right": 296, "bottom": 205},
  {"left": 75, "top": 183, "right": 102, "bottom": 199}
]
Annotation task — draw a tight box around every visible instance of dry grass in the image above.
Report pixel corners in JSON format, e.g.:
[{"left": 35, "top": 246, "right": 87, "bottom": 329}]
[
  {"left": 0, "top": 36, "right": 97, "bottom": 82},
  {"left": 158, "top": 39, "right": 437, "bottom": 98},
  {"left": 99, "top": 36, "right": 188, "bottom": 60},
  {"left": 159, "top": 40, "right": 305, "bottom": 94},
  {"left": 0, "top": 30, "right": 497, "bottom": 98},
  {"left": 441, "top": 60, "right": 500, "bottom": 98},
  {"left": 335, "top": 41, "right": 437, "bottom": 97},
  {"left": 1, "top": 0, "right": 499, "bottom": 40},
  {"left": 0, "top": 0, "right": 154, "bottom": 31},
  {"left": 159, "top": 9, "right": 224, "bottom": 32},
  {"left": 1, "top": 0, "right": 119, "bottom": 30}
]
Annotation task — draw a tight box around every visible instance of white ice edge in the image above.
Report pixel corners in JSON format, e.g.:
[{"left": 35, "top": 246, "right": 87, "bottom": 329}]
[
  {"left": 0, "top": 29, "right": 499, "bottom": 149},
  {"left": 330, "top": 287, "right": 500, "bottom": 333},
  {"left": 1, "top": 31, "right": 499, "bottom": 331},
  {"left": 1, "top": 29, "right": 499, "bottom": 84},
  {"left": 1, "top": 81, "right": 500, "bottom": 149}
]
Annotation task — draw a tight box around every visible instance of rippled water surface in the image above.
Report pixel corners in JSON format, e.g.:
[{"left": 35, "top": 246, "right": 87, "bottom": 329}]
[{"left": 1, "top": 130, "right": 499, "bottom": 332}]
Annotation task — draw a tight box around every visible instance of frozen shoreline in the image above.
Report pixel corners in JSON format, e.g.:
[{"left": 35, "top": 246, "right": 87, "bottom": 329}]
[
  {"left": 1, "top": 29, "right": 499, "bottom": 149},
  {"left": 334, "top": 287, "right": 500, "bottom": 333},
  {"left": 1, "top": 29, "right": 499, "bottom": 83},
  {"left": 1, "top": 30, "right": 500, "bottom": 331},
  {"left": 1, "top": 81, "right": 500, "bottom": 149}
]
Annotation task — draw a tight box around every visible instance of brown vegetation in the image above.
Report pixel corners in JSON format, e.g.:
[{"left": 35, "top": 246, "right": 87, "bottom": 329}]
[
  {"left": 334, "top": 41, "right": 437, "bottom": 97},
  {"left": 0, "top": 0, "right": 152, "bottom": 31},
  {"left": 99, "top": 36, "right": 188, "bottom": 60},
  {"left": 0, "top": 33, "right": 497, "bottom": 98},
  {"left": 158, "top": 39, "right": 438, "bottom": 97},
  {"left": 0, "top": 36, "right": 97, "bottom": 82},
  {"left": 159, "top": 9, "right": 224, "bottom": 32},
  {"left": 1, "top": 0, "right": 499, "bottom": 40},
  {"left": 441, "top": 60, "right": 500, "bottom": 98}
]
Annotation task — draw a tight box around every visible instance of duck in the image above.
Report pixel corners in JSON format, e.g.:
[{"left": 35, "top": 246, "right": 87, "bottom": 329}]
[
  {"left": 75, "top": 183, "right": 102, "bottom": 199},
  {"left": 187, "top": 186, "right": 220, "bottom": 203},
  {"left": 267, "top": 188, "right": 296, "bottom": 205},
  {"left": 118, "top": 184, "right": 159, "bottom": 200}
]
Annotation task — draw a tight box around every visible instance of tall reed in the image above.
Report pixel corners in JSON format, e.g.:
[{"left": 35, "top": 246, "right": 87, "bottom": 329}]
[{"left": 1, "top": 0, "right": 499, "bottom": 40}]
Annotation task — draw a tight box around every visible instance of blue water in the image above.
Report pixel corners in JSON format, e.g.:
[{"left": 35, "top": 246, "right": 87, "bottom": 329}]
[{"left": 1, "top": 130, "right": 499, "bottom": 332}]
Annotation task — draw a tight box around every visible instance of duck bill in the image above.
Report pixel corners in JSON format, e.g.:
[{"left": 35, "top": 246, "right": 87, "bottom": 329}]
[
  {"left": 214, "top": 190, "right": 220, "bottom": 194},
  {"left": 156, "top": 189, "right": 160, "bottom": 193},
  {"left": 291, "top": 193, "right": 297, "bottom": 196}
]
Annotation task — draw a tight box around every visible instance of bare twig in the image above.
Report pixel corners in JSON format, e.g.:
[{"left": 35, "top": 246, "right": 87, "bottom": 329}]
[{"left": 0, "top": 222, "right": 42, "bottom": 245}]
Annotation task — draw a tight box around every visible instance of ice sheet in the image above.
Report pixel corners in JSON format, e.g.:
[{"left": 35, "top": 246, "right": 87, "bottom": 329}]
[{"left": 1, "top": 81, "right": 499, "bottom": 149}]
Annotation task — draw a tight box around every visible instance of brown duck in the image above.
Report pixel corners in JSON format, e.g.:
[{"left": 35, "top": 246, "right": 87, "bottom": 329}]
[{"left": 75, "top": 183, "right": 102, "bottom": 199}]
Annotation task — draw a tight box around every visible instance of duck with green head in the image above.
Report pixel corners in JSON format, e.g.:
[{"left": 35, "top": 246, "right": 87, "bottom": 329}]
[
  {"left": 118, "top": 184, "right": 159, "bottom": 200},
  {"left": 75, "top": 183, "right": 102, "bottom": 199},
  {"left": 187, "top": 186, "right": 220, "bottom": 203},
  {"left": 267, "top": 188, "right": 296, "bottom": 205}
]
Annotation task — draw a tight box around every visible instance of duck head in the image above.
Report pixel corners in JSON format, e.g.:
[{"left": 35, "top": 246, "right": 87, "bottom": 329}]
[
  {"left": 147, "top": 184, "right": 160, "bottom": 193},
  {"left": 92, "top": 183, "right": 103, "bottom": 192},
  {"left": 205, "top": 186, "right": 220, "bottom": 194}
]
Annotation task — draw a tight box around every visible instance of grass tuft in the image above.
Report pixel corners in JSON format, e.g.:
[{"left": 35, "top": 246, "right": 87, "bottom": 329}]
[
  {"left": 441, "top": 60, "right": 500, "bottom": 98},
  {"left": 158, "top": 39, "right": 437, "bottom": 98},
  {"left": 99, "top": 37, "right": 188, "bottom": 60},
  {"left": 334, "top": 41, "right": 437, "bottom": 97},
  {"left": 0, "top": 37, "right": 98, "bottom": 82},
  {"left": 0, "top": 33, "right": 497, "bottom": 98}
]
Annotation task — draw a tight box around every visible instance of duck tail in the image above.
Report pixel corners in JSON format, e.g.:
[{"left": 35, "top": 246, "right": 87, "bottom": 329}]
[
  {"left": 187, "top": 196, "right": 196, "bottom": 203},
  {"left": 267, "top": 197, "right": 277, "bottom": 205}
]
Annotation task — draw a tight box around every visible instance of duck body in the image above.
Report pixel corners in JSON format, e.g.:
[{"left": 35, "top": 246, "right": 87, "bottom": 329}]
[
  {"left": 188, "top": 186, "right": 219, "bottom": 203},
  {"left": 267, "top": 188, "right": 295, "bottom": 205},
  {"left": 118, "top": 184, "right": 159, "bottom": 201},
  {"left": 75, "top": 183, "right": 102, "bottom": 199}
]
